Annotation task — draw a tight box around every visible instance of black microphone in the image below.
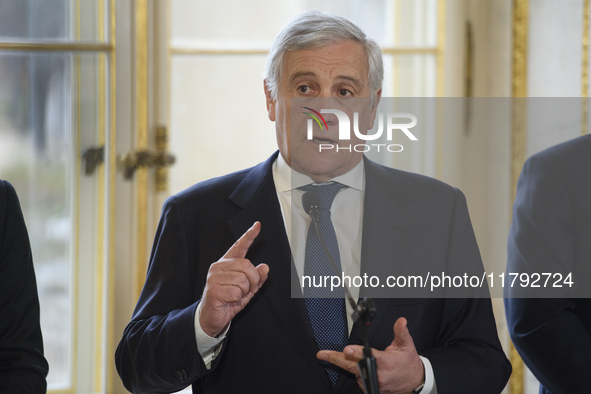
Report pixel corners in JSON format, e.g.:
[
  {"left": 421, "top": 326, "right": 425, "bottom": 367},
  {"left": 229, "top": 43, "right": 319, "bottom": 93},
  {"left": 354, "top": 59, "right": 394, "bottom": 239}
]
[
  {"left": 302, "top": 190, "right": 320, "bottom": 218},
  {"left": 301, "top": 190, "right": 379, "bottom": 394}
]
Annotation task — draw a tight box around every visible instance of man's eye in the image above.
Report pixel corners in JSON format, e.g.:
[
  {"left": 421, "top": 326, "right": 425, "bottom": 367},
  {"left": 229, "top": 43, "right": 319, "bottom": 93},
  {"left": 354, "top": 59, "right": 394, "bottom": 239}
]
[
  {"left": 338, "top": 89, "right": 352, "bottom": 96},
  {"left": 298, "top": 86, "right": 312, "bottom": 94}
]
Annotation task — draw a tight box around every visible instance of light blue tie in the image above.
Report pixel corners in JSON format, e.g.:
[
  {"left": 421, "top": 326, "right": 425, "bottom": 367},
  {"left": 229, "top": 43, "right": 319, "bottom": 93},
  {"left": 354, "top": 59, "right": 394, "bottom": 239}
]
[{"left": 299, "top": 182, "right": 348, "bottom": 386}]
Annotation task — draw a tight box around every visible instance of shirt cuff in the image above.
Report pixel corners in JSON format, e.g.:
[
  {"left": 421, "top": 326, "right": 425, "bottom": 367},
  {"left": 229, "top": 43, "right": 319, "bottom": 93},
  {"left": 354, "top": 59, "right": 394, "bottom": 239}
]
[
  {"left": 194, "top": 301, "right": 230, "bottom": 369},
  {"left": 419, "top": 356, "right": 437, "bottom": 394}
]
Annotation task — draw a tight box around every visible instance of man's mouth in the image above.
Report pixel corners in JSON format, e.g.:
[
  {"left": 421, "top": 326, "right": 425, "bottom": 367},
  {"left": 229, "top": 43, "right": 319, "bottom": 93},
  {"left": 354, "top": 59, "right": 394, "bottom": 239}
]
[{"left": 312, "top": 137, "right": 336, "bottom": 144}]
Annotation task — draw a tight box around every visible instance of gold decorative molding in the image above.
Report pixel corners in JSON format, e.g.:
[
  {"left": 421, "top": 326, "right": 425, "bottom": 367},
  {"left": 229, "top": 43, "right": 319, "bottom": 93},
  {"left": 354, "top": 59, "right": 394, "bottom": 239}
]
[
  {"left": 511, "top": 98, "right": 527, "bottom": 203},
  {"left": 170, "top": 47, "right": 268, "bottom": 55},
  {"left": 94, "top": 0, "right": 106, "bottom": 391},
  {"left": 436, "top": 0, "right": 446, "bottom": 98},
  {"left": 435, "top": 0, "right": 446, "bottom": 180},
  {"left": 583, "top": 0, "right": 589, "bottom": 98},
  {"left": 582, "top": 99, "right": 588, "bottom": 137},
  {"left": 72, "top": 1, "right": 82, "bottom": 388},
  {"left": 392, "top": 0, "right": 401, "bottom": 98},
  {"left": 107, "top": 0, "right": 118, "bottom": 392},
  {"left": 511, "top": 0, "right": 528, "bottom": 204},
  {"left": 509, "top": 324, "right": 525, "bottom": 394},
  {"left": 512, "top": 0, "right": 528, "bottom": 98},
  {"left": 582, "top": 0, "right": 589, "bottom": 135},
  {"left": 383, "top": 47, "right": 439, "bottom": 55},
  {"left": 166, "top": 0, "right": 173, "bottom": 193},
  {"left": 465, "top": 22, "right": 474, "bottom": 98},
  {"left": 0, "top": 42, "right": 113, "bottom": 52},
  {"left": 135, "top": 0, "right": 150, "bottom": 301},
  {"left": 47, "top": 387, "right": 76, "bottom": 394},
  {"left": 71, "top": 53, "right": 81, "bottom": 394},
  {"left": 510, "top": 1, "right": 528, "bottom": 394},
  {"left": 136, "top": 0, "right": 149, "bottom": 151}
]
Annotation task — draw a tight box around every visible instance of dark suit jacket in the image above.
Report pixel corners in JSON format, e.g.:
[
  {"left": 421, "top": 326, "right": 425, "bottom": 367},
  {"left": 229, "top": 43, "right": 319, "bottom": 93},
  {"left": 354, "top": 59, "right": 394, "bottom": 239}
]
[
  {"left": 0, "top": 180, "right": 48, "bottom": 393},
  {"left": 505, "top": 134, "right": 591, "bottom": 394},
  {"left": 116, "top": 152, "right": 511, "bottom": 394}
]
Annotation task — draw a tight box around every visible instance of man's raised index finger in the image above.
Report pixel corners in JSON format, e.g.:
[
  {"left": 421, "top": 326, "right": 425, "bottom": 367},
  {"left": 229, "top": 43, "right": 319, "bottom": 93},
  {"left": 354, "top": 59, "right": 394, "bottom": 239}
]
[{"left": 223, "top": 221, "right": 261, "bottom": 259}]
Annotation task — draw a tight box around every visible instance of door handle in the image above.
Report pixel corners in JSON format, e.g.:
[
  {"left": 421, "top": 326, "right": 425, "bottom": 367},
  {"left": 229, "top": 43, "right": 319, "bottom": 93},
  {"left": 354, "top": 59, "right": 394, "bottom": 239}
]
[
  {"left": 81, "top": 146, "right": 105, "bottom": 176},
  {"left": 119, "top": 150, "right": 176, "bottom": 180},
  {"left": 118, "top": 126, "right": 176, "bottom": 191}
]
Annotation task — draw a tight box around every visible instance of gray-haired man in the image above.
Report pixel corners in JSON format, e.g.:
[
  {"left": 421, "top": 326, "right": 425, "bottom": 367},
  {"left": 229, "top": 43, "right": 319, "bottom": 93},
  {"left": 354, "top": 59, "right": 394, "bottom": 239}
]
[{"left": 116, "top": 10, "right": 511, "bottom": 394}]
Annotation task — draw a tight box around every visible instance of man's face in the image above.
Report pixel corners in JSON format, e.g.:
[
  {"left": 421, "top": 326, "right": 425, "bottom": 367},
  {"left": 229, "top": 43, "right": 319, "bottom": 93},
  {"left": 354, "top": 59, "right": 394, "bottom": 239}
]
[{"left": 265, "top": 40, "right": 381, "bottom": 183}]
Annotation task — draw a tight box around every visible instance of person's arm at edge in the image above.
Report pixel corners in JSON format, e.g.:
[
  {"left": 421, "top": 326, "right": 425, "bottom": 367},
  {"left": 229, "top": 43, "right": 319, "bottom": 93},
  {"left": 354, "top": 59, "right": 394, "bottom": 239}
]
[
  {"left": 0, "top": 180, "right": 48, "bottom": 393},
  {"left": 115, "top": 196, "right": 225, "bottom": 393},
  {"left": 505, "top": 154, "right": 591, "bottom": 393}
]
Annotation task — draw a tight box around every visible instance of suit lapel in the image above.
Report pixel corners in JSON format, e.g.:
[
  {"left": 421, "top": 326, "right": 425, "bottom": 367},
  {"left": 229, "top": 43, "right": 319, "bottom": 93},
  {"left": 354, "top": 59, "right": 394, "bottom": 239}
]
[
  {"left": 226, "top": 152, "right": 333, "bottom": 387},
  {"left": 359, "top": 157, "right": 415, "bottom": 288},
  {"left": 337, "top": 159, "right": 416, "bottom": 391},
  {"left": 335, "top": 158, "right": 417, "bottom": 392}
]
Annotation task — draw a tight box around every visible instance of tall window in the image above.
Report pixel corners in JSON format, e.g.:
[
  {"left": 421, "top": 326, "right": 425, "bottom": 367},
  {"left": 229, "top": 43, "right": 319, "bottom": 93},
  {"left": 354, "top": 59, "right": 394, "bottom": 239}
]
[{"left": 0, "top": 1, "right": 113, "bottom": 392}]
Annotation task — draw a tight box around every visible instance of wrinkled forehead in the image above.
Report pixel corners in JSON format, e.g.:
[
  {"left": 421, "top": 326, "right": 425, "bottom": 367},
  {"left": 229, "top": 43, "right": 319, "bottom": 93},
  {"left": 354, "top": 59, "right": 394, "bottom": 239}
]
[{"left": 279, "top": 40, "right": 370, "bottom": 86}]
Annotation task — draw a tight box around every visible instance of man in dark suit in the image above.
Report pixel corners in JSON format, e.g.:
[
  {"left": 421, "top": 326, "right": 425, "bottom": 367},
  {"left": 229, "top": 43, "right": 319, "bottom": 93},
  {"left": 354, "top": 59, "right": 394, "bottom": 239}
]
[
  {"left": 505, "top": 134, "right": 591, "bottom": 394},
  {"left": 0, "top": 180, "right": 48, "bottom": 393},
  {"left": 116, "top": 10, "right": 510, "bottom": 393}
]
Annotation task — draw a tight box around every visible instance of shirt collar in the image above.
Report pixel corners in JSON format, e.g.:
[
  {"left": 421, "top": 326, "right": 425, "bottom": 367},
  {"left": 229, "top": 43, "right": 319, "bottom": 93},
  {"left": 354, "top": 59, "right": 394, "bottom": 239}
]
[{"left": 274, "top": 153, "right": 364, "bottom": 192}]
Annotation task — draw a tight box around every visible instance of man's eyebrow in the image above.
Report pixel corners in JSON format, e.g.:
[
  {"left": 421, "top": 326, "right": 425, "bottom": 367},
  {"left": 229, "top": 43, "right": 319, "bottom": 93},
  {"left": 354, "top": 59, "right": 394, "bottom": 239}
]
[
  {"left": 289, "top": 71, "right": 318, "bottom": 83},
  {"left": 335, "top": 75, "right": 362, "bottom": 89},
  {"left": 289, "top": 72, "right": 362, "bottom": 89}
]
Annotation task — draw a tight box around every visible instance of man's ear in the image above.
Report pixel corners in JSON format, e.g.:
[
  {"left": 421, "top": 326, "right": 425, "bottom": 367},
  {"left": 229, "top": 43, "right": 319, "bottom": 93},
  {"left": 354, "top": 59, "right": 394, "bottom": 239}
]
[{"left": 264, "top": 79, "right": 276, "bottom": 122}]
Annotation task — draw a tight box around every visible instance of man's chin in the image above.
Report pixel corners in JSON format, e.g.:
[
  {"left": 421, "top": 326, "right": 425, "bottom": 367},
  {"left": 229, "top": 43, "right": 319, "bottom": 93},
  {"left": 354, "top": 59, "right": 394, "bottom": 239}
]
[{"left": 291, "top": 152, "right": 361, "bottom": 182}]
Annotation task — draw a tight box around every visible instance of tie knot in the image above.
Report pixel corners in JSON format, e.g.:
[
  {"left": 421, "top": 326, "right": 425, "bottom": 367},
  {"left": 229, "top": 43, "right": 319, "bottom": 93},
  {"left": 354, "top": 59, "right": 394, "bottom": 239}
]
[{"left": 298, "top": 182, "right": 347, "bottom": 211}]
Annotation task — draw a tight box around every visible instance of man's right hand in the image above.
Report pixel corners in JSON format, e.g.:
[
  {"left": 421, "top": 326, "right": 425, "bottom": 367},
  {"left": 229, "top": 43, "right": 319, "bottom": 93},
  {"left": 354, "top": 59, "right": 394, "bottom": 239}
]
[{"left": 199, "top": 221, "right": 269, "bottom": 338}]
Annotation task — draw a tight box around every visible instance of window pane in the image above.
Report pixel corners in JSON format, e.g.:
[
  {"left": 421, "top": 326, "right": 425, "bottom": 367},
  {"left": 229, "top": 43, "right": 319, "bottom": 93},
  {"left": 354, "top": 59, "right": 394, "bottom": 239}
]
[
  {"left": 169, "top": 55, "right": 276, "bottom": 194},
  {"left": 393, "top": 0, "right": 438, "bottom": 47},
  {"left": 0, "top": 50, "right": 104, "bottom": 390},
  {"left": 171, "top": 0, "right": 293, "bottom": 48},
  {"left": 303, "top": 0, "right": 393, "bottom": 46},
  {"left": 0, "top": 51, "right": 73, "bottom": 387},
  {"left": 393, "top": 54, "right": 437, "bottom": 96},
  {"left": 0, "top": 0, "right": 107, "bottom": 43},
  {"left": 171, "top": 0, "right": 393, "bottom": 47}
]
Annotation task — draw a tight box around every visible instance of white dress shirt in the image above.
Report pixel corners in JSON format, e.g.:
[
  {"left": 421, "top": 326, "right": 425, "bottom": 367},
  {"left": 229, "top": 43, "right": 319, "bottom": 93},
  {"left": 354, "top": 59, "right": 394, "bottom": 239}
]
[
  {"left": 274, "top": 153, "right": 364, "bottom": 331},
  {"left": 194, "top": 155, "right": 435, "bottom": 393}
]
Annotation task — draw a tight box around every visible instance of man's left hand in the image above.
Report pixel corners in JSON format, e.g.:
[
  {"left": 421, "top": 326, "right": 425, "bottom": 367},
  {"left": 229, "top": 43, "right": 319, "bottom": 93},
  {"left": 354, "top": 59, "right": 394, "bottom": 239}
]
[{"left": 317, "top": 317, "right": 425, "bottom": 394}]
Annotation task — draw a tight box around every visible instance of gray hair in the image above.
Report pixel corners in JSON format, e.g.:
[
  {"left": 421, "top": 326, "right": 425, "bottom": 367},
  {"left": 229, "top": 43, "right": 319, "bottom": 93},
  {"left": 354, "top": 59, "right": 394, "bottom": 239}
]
[{"left": 264, "top": 10, "right": 383, "bottom": 100}]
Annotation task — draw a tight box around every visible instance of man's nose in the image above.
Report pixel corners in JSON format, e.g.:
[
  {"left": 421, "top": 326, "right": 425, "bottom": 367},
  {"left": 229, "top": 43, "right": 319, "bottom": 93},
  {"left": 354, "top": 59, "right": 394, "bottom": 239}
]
[{"left": 313, "top": 97, "right": 342, "bottom": 125}]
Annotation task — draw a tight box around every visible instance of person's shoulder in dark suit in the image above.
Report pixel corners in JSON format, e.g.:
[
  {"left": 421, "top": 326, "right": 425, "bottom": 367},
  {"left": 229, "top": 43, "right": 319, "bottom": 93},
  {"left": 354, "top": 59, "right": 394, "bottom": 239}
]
[
  {"left": 366, "top": 157, "right": 462, "bottom": 201},
  {"left": 505, "top": 134, "right": 591, "bottom": 394},
  {"left": 520, "top": 134, "right": 591, "bottom": 197},
  {"left": 534, "top": 133, "right": 591, "bottom": 166},
  {"left": 0, "top": 180, "right": 49, "bottom": 393}
]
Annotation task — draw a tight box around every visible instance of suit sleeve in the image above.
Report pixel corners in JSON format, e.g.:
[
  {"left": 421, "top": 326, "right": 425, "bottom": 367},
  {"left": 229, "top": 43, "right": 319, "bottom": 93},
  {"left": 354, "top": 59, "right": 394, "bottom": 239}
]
[
  {"left": 115, "top": 196, "right": 224, "bottom": 393},
  {"left": 422, "top": 189, "right": 512, "bottom": 394},
  {"left": 505, "top": 154, "right": 591, "bottom": 394},
  {"left": 0, "top": 180, "right": 48, "bottom": 393}
]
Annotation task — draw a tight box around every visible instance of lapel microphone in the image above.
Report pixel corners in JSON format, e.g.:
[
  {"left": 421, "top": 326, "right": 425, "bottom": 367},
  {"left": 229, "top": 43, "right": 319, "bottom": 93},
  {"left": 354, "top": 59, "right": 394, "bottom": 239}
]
[
  {"left": 301, "top": 190, "right": 379, "bottom": 394},
  {"left": 302, "top": 189, "right": 320, "bottom": 216}
]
